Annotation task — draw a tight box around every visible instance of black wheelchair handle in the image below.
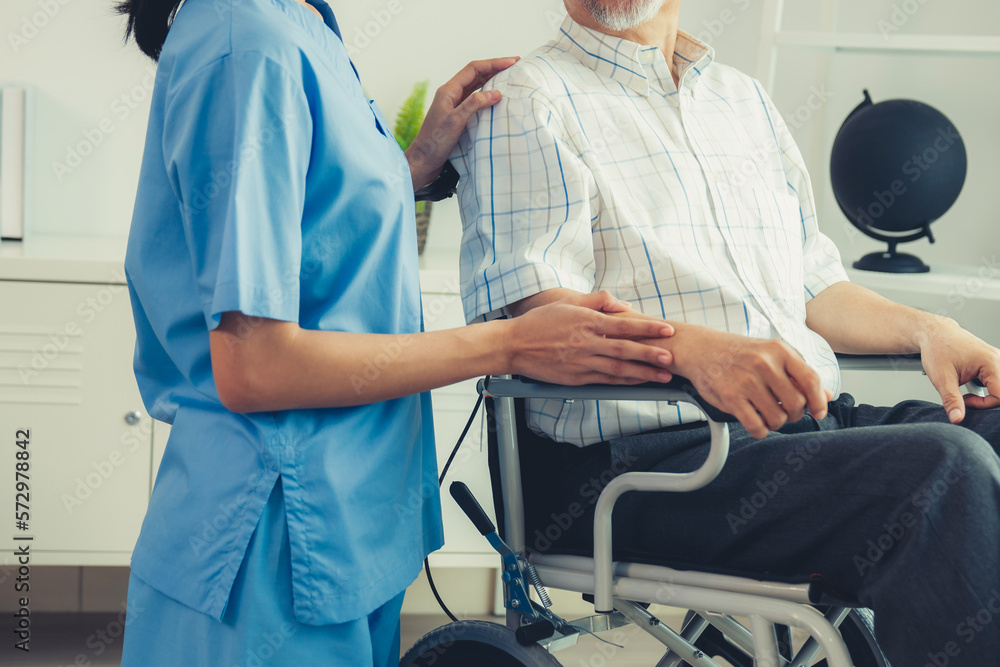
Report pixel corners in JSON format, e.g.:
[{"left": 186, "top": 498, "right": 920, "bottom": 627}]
[
  {"left": 415, "top": 160, "right": 459, "bottom": 202},
  {"left": 450, "top": 481, "right": 496, "bottom": 536}
]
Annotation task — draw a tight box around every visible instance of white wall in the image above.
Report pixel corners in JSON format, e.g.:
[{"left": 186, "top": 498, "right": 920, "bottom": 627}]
[
  {"left": 2, "top": 0, "right": 154, "bottom": 240},
  {"left": 4, "top": 0, "right": 995, "bottom": 266}
]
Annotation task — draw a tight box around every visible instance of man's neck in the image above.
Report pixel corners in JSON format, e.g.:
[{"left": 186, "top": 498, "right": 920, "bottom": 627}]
[{"left": 566, "top": 1, "right": 683, "bottom": 86}]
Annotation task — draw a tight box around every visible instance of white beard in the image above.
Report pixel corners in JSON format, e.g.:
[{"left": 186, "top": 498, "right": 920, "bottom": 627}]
[{"left": 582, "top": 0, "right": 666, "bottom": 31}]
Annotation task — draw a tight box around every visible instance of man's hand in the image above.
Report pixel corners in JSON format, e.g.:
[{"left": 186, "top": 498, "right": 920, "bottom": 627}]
[
  {"left": 504, "top": 291, "right": 677, "bottom": 386},
  {"left": 643, "top": 325, "right": 831, "bottom": 439},
  {"left": 918, "top": 319, "right": 1000, "bottom": 423},
  {"left": 405, "top": 58, "right": 518, "bottom": 190}
]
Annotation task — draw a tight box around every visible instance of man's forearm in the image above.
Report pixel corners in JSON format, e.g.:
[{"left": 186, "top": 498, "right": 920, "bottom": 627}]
[{"left": 805, "top": 281, "right": 956, "bottom": 355}]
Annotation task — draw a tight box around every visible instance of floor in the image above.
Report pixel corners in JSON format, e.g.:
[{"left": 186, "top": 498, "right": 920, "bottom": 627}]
[{"left": 3, "top": 610, "right": 701, "bottom": 666}]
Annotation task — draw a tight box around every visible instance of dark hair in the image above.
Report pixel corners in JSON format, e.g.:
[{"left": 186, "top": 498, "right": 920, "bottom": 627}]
[{"left": 115, "top": 0, "right": 184, "bottom": 61}]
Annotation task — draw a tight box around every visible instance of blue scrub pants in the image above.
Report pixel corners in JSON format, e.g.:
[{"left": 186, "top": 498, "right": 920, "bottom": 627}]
[{"left": 121, "top": 479, "right": 405, "bottom": 667}]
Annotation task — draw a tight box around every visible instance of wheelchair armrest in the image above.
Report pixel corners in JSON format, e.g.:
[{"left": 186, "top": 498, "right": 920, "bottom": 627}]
[
  {"left": 478, "top": 374, "right": 739, "bottom": 423},
  {"left": 480, "top": 354, "right": 940, "bottom": 424},
  {"left": 835, "top": 352, "right": 923, "bottom": 372},
  {"left": 836, "top": 353, "right": 988, "bottom": 390}
]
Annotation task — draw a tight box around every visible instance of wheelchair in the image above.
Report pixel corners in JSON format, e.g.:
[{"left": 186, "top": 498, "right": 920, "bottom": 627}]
[{"left": 402, "top": 354, "right": 984, "bottom": 667}]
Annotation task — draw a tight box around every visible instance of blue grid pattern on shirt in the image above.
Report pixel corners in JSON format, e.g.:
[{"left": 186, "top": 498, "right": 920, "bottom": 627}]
[{"left": 453, "top": 16, "right": 848, "bottom": 446}]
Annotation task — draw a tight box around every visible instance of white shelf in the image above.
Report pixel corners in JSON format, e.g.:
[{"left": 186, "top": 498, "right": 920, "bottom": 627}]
[
  {"left": 846, "top": 262, "right": 1000, "bottom": 298},
  {"left": 775, "top": 31, "right": 1000, "bottom": 56},
  {"left": 0, "top": 235, "right": 127, "bottom": 284},
  {"left": 1, "top": 234, "right": 464, "bottom": 293}
]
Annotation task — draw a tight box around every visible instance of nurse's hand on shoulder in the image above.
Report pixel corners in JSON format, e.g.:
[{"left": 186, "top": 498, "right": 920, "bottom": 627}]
[
  {"left": 503, "top": 291, "right": 678, "bottom": 386},
  {"left": 405, "top": 57, "right": 519, "bottom": 191}
]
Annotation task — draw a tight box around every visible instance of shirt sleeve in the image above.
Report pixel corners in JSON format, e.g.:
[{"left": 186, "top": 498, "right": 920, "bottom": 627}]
[
  {"left": 162, "top": 53, "right": 312, "bottom": 330},
  {"left": 760, "top": 84, "right": 849, "bottom": 302},
  {"left": 453, "top": 81, "right": 597, "bottom": 324}
]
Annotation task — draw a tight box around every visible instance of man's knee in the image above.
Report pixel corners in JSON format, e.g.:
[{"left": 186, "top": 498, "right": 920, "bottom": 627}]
[
  {"left": 923, "top": 422, "right": 996, "bottom": 464},
  {"left": 905, "top": 423, "right": 1000, "bottom": 497}
]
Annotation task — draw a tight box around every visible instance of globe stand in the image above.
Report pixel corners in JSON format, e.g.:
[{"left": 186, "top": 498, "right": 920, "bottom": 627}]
[
  {"left": 853, "top": 249, "right": 930, "bottom": 273},
  {"left": 852, "top": 225, "right": 934, "bottom": 274}
]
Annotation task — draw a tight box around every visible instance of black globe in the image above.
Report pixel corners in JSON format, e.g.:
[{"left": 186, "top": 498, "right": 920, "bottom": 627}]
[{"left": 830, "top": 90, "right": 967, "bottom": 273}]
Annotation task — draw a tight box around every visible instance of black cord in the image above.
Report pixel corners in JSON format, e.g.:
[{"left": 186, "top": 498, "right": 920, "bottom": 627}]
[
  {"left": 423, "top": 393, "right": 484, "bottom": 624},
  {"left": 438, "top": 394, "right": 483, "bottom": 486},
  {"left": 423, "top": 559, "right": 458, "bottom": 624}
]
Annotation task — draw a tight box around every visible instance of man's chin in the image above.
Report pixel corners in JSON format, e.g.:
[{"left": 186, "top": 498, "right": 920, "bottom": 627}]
[{"left": 582, "top": 0, "right": 667, "bottom": 32}]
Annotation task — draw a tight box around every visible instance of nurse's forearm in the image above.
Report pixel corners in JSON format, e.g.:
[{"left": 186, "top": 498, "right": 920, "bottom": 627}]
[
  {"left": 212, "top": 319, "right": 509, "bottom": 412},
  {"left": 210, "top": 302, "right": 676, "bottom": 413}
]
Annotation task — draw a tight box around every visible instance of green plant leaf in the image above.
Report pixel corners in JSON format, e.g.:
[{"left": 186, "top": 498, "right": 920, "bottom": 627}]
[{"left": 394, "top": 80, "right": 429, "bottom": 151}]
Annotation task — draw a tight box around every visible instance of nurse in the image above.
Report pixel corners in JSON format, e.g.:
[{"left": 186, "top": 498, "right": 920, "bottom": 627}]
[{"left": 114, "top": 0, "right": 675, "bottom": 664}]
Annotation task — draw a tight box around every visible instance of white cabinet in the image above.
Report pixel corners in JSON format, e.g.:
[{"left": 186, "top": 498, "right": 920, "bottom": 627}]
[
  {"left": 419, "top": 263, "right": 497, "bottom": 567},
  {"left": 0, "top": 238, "right": 152, "bottom": 566}
]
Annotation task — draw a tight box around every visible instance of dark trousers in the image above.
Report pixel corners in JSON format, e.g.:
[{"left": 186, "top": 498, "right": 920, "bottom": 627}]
[{"left": 521, "top": 395, "right": 1000, "bottom": 667}]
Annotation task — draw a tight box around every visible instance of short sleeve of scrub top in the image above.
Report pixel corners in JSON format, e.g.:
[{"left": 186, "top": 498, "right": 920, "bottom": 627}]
[
  {"left": 163, "top": 53, "right": 309, "bottom": 330},
  {"left": 124, "top": 0, "right": 444, "bottom": 626}
]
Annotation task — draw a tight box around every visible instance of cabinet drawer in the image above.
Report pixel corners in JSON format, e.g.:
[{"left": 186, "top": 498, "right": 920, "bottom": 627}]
[{"left": 0, "top": 280, "right": 151, "bottom": 565}]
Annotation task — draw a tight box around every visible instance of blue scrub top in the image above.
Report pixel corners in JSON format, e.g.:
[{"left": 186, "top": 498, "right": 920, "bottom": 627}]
[{"left": 124, "top": 0, "right": 443, "bottom": 624}]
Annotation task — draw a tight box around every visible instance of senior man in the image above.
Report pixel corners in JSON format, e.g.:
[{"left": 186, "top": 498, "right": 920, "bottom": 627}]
[{"left": 453, "top": 0, "right": 1000, "bottom": 664}]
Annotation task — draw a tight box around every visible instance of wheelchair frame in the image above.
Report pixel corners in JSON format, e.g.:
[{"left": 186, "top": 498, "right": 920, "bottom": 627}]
[
  {"left": 472, "top": 354, "right": 936, "bottom": 667},
  {"left": 407, "top": 355, "right": 968, "bottom": 667},
  {"left": 479, "top": 375, "right": 856, "bottom": 667}
]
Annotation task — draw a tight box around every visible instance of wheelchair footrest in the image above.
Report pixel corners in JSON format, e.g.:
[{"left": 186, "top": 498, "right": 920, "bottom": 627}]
[{"left": 515, "top": 620, "right": 555, "bottom": 646}]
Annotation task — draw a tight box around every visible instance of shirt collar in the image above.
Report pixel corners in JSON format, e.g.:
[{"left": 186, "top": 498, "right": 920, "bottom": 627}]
[
  {"left": 305, "top": 0, "right": 340, "bottom": 37},
  {"left": 554, "top": 15, "right": 715, "bottom": 97}
]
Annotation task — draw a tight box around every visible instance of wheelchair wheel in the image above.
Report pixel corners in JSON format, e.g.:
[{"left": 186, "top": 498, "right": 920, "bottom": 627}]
[
  {"left": 400, "top": 620, "right": 562, "bottom": 667},
  {"left": 681, "top": 608, "right": 889, "bottom": 667}
]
